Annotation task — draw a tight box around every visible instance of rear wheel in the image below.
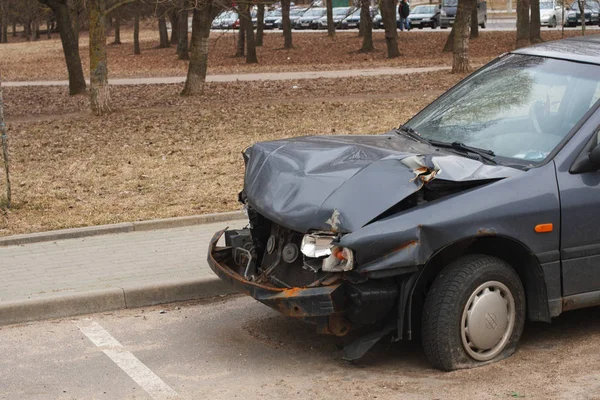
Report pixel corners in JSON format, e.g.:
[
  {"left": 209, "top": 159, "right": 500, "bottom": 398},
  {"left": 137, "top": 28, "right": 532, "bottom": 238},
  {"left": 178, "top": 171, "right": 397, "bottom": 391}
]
[
  {"left": 551, "top": 16, "right": 557, "bottom": 27},
  {"left": 421, "top": 255, "right": 525, "bottom": 371}
]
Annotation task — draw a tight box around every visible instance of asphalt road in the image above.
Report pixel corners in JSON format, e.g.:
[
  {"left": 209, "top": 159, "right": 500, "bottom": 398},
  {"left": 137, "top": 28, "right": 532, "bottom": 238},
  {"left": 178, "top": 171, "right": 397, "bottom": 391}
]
[
  {"left": 3, "top": 294, "right": 600, "bottom": 399},
  {"left": 215, "top": 18, "right": 600, "bottom": 33}
]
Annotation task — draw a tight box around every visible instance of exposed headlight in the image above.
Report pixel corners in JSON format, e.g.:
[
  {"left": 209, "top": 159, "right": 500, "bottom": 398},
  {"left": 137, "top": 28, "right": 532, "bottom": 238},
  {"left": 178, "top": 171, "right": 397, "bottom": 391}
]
[{"left": 301, "top": 234, "right": 354, "bottom": 272}]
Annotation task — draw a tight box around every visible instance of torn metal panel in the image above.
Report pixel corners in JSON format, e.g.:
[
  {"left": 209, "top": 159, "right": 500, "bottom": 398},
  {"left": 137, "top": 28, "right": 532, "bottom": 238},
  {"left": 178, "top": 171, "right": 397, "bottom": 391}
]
[{"left": 242, "top": 133, "right": 523, "bottom": 234}]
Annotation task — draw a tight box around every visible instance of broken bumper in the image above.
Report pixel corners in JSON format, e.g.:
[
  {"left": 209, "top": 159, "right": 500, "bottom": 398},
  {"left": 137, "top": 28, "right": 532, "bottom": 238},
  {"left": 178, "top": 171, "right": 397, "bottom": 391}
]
[{"left": 207, "top": 229, "right": 347, "bottom": 320}]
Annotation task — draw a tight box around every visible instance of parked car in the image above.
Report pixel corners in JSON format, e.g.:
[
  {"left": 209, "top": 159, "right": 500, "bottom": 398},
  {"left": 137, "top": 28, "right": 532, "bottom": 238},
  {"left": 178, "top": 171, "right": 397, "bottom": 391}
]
[
  {"left": 318, "top": 7, "right": 354, "bottom": 29},
  {"left": 565, "top": 0, "right": 600, "bottom": 26},
  {"left": 441, "top": 0, "right": 486, "bottom": 28},
  {"left": 540, "top": 0, "right": 563, "bottom": 27},
  {"left": 372, "top": 9, "right": 400, "bottom": 29},
  {"left": 295, "top": 7, "right": 327, "bottom": 29},
  {"left": 208, "top": 35, "right": 600, "bottom": 370},
  {"left": 263, "top": 9, "right": 282, "bottom": 29},
  {"left": 408, "top": 4, "right": 441, "bottom": 29},
  {"left": 212, "top": 11, "right": 228, "bottom": 29},
  {"left": 220, "top": 11, "right": 239, "bottom": 29},
  {"left": 276, "top": 8, "right": 309, "bottom": 29},
  {"left": 344, "top": 7, "right": 362, "bottom": 29}
]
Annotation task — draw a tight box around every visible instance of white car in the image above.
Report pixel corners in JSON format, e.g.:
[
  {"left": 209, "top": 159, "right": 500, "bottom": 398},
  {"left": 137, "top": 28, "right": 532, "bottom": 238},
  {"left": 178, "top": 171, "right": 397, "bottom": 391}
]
[{"left": 540, "top": 0, "right": 563, "bottom": 27}]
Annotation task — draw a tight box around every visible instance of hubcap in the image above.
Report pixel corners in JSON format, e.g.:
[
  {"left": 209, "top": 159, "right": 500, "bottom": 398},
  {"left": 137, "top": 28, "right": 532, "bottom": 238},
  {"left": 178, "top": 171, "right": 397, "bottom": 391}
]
[{"left": 460, "top": 281, "right": 515, "bottom": 361}]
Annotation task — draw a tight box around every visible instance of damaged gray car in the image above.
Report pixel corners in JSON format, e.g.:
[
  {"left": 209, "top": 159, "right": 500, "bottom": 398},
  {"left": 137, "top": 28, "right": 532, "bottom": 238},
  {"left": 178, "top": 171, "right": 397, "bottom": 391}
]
[{"left": 207, "top": 35, "right": 600, "bottom": 371}]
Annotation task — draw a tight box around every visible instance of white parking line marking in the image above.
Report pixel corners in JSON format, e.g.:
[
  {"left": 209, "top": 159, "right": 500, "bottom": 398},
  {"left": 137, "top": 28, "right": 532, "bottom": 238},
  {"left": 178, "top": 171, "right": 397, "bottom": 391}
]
[{"left": 74, "top": 319, "right": 179, "bottom": 400}]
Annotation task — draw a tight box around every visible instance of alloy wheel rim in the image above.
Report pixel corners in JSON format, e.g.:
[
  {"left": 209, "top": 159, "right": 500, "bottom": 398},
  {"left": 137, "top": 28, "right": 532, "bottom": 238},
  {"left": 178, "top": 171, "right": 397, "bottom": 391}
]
[{"left": 460, "top": 281, "right": 515, "bottom": 362}]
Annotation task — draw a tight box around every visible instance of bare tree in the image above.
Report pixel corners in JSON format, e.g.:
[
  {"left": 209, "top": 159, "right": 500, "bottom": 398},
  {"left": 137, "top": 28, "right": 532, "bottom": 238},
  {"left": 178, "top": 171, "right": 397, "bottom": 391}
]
[
  {"left": 516, "top": 0, "right": 530, "bottom": 48},
  {"left": 452, "top": 0, "right": 477, "bottom": 73},
  {"left": 359, "top": 0, "right": 374, "bottom": 52},
  {"left": 326, "top": 0, "right": 335, "bottom": 37},
  {"left": 469, "top": 5, "right": 479, "bottom": 38},
  {"left": 240, "top": 2, "right": 257, "bottom": 63},
  {"left": 177, "top": 0, "right": 189, "bottom": 59},
  {"left": 0, "top": 76, "right": 11, "bottom": 209},
  {"left": 181, "top": 2, "right": 220, "bottom": 95},
  {"left": 530, "top": 0, "right": 542, "bottom": 42},
  {"left": 38, "top": 0, "right": 86, "bottom": 95},
  {"left": 256, "top": 2, "right": 264, "bottom": 46},
  {"left": 380, "top": 0, "right": 400, "bottom": 58},
  {"left": 236, "top": 13, "right": 245, "bottom": 56},
  {"left": 158, "top": 7, "right": 170, "bottom": 47},
  {"left": 282, "top": 0, "right": 292, "bottom": 48},
  {"left": 0, "top": 0, "right": 8, "bottom": 43},
  {"left": 578, "top": 0, "right": 586, "bottom": 35},
  {"left": 169, "top": 8, "right": 178, "bottom": 44},
  {"left": 88, "top": 0, "right": 135, "bottom": 115},
  {"left": 133, "top": 0, "right": 141, "bottom": 54},
  {"left": 113, "top": 15, "right": 122, "bottom": 43},
  {"left": 444, "top": 25, "right": 456, "bottom": 52}
]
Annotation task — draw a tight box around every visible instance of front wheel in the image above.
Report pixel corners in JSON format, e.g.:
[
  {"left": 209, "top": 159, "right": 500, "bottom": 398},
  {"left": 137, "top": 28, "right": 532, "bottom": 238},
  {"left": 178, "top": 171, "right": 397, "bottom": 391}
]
[
  {"left": 432, "top": 20, "right": 437, "bottom": 29},
  {"left": 480, "top": 16, "right": 487, "bottom": 28},
  {"left": 421, "top": 255, "right": 526, "bottom": 371}
]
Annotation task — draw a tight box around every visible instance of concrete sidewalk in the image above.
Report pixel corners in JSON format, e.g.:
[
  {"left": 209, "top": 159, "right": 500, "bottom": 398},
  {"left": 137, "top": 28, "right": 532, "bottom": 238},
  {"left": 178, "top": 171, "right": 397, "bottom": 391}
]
[
  {"left": 3, "top": 66, "right": 450, "bottom": 87},
  {"left": 0, "top": 219, "right": 247, "bottom": 326}
]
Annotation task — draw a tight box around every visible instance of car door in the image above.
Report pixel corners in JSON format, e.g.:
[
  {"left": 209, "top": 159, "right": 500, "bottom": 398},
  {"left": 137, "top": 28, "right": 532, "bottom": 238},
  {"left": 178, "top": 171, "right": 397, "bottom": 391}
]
[{"left": 557, "top": 83, "right": 600, "bottom": 296}]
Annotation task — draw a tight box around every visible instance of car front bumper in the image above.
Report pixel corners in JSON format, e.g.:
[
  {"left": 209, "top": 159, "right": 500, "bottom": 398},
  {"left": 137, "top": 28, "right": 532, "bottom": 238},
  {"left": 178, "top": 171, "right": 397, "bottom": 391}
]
[
  {"left": 207, "top": 229, "right": 350, "bottom": 335},
  {"left": 440, "top": 17, "right": 454, "bottom": 27}
]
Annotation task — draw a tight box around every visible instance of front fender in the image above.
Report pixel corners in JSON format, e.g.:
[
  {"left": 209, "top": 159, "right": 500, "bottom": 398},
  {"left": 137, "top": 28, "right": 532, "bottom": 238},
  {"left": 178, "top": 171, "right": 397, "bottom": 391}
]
[{"left": 339, "top": 162, "right": 560, "bottom": 277}]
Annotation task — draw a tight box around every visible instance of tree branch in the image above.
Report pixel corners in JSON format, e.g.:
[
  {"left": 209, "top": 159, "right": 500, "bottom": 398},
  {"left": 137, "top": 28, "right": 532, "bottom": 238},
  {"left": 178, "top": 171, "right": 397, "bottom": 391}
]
[{"left": 104, "top": 0, "right": 136, "bottom": 16}]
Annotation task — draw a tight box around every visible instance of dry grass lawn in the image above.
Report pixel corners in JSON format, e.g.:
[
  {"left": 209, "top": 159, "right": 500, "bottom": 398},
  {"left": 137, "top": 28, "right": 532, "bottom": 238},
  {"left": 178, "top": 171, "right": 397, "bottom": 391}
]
[
  {"left": 0, "top": 71, "right": 465, "bottom": 236},
  {"left": 0, "top": 28, "right": 585, "bottom": 82}
]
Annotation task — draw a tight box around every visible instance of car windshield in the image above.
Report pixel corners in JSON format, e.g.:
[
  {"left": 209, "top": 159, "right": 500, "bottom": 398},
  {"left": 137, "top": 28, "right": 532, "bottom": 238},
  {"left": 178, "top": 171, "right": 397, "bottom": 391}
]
[
  {"left": 304, "top": 8, "right": 326, "bottom": 16},
  {"left": 413, "top": 5, "right": 436, "bottom": 13},
  {"left": 540, "top": 1, "right": 553, "bottom": 8},
  {"left": 223, "top": 11, "right": 237, "bottom": 18},
  {"left": 267, "top": 10, "right": 282, "bottom": 17},
  {"left": 291, "top": 8, "right": 306, "bottom": 15},
  {"left": 405, "top": 54, "right": 600, "bottom": 164},
  {"left": 333, "top": 7, "right": 351, "bottom": 15},
  {"left": 443, "top": 0, "right": 458, "bottom": 6}
]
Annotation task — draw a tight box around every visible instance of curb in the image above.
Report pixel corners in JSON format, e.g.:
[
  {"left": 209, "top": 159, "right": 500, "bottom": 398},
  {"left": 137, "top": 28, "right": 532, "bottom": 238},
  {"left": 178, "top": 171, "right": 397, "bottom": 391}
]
[
  {"left": 0, "top": 210, "right": 246, "bottom": 247},
  {"left": 0, "top": 277, "right": 239, "bottom": 327}
]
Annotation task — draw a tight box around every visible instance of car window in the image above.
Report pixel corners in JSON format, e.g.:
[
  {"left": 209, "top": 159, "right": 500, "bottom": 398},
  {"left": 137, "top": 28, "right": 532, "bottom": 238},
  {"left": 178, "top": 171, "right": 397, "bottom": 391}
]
[{"left": 406, "top": 54, "right": 600, "bottom": 164}]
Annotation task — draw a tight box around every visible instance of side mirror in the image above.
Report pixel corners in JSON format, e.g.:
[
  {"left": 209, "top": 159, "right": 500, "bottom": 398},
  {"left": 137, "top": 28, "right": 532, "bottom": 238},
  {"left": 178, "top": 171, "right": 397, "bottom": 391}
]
[{"left": 589, "top": 144, "right": 600, "bottom": 166}]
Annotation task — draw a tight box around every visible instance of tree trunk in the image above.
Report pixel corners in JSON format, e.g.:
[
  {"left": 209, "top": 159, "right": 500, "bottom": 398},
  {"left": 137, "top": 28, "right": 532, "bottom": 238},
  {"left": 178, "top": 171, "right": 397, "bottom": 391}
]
[
  {"left": 47, "top": 16, "right": 52, "bottom": 39},
  {"left": 240, "top": 3, "right": 258, "bottom": 63},
  {"left": 177, "top": 6, "right": 189, "bottom": 59},
  {"left": 12, "top": 20, "right": 15, "bottom": 37},
  {"left": 34, "top": 19, "right": 40, "bottom": 40},
  {"left": 181, "top": 4, "right": 213, "bottom": 96},
  {"left": 452, "top": 0, "right": 476, "bottom": 73},
  {"left": 169, "top": 9, "right": 179, "bottom": 44},
  {"left": 25, "top": 20, "right": 31, "bottom": 40},
  {"left": 359, "top": 0, "right": 374, "bottom": 52},
  {"left": 443, "top": 26, "right": 455, "bottom": 51},
  {"left": 282, "top": 0, "right": 292, "bottom": 48},
  {"left": 470, "top": 4, "right": 479, "bottom": 38},
  {"left": 579, "top": 1, "right": 586, "bottom": 35},
  {"left": 73, "top": 5, "right": 80, "bottom": 44},
  {"left": 236, "top": 20, "right": 245, "bottom": 56},
  {"left": 381, "top": 0, "right": 400, "bottom": 58},
  {"left": 0, "top": 77, "right": 12, "bottom": 209},
  {"left": 89, "top": 0, "right": 112, "bottom": 115},
  {"left": 256, "top": 3, "right": 264, "bottom": 46},
  {"left": 516, "top": 0, "right": 530, "bottom": 48},
  {"left": 530, "top": 0, "right": 542, "bottom": 42},
  {"left": 158, "top": 12, "right": 169, "bottom": 47},
  {"left": 39, "top": 0, "right": 86, "bottom": 95},
  {"left": 113, "top": 16, "right": 122, "bottom": 44},
  {"left": 326, "top": 0, "right": 335, "bottom": 37},
  {"left": 134, "top": 2, "right": 141, "bottom": 54},
  {"left": 1, "top": 1, "right": 7, "bottom": 43}
]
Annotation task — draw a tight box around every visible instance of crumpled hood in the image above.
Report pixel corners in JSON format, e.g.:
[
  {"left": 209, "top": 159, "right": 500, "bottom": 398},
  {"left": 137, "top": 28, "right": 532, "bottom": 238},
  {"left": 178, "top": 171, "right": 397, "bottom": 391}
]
[{"left": 242, "top": 133, "right": 524, "bottom": 233}]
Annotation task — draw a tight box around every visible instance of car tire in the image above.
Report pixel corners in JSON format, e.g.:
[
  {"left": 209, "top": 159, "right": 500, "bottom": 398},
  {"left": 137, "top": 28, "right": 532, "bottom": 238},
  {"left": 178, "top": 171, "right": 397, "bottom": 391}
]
[
  {"left": 441, "top": 25, "right": 448, "bottom": 29},
  {"left": 480, "top": 16, "right": 486, "bottom": 28},
  {"left": 432, "top": 20, "right": 437, "bottom": 29},
  {"left": 421, "top": 254, "right": 526, "bottom": 371},
  {"left": 551, "top": 16, "right": 557, "bottom": 27}
]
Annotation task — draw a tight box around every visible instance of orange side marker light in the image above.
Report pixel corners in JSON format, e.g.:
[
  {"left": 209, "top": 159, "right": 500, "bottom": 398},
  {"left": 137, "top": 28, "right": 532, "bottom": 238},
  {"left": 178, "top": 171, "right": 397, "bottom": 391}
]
[{"left": 535, "top": 223, "right": 553, "bottom": 233}]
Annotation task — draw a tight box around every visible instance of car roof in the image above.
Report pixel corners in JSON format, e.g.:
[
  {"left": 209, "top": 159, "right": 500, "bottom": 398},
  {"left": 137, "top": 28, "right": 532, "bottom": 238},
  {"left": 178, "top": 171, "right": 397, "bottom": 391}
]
[{"left": 511, "top": 35, "right": 600, "bottom": 66}]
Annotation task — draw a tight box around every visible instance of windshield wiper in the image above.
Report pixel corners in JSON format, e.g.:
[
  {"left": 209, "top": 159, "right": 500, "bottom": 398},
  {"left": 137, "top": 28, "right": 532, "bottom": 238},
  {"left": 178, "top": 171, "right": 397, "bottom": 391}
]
[
  {"left": 428, "top": 140, "right": 497, "bottom": 165},
  {"left": 396, "top": 125, "right": 430, "bottom": 144}
]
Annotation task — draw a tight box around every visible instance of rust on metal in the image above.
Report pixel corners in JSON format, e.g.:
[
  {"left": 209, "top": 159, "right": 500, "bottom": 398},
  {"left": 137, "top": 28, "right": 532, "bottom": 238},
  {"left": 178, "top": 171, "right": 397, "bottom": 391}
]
[{"left": 477, "top": 228, "right": 497, "bottom": 236}]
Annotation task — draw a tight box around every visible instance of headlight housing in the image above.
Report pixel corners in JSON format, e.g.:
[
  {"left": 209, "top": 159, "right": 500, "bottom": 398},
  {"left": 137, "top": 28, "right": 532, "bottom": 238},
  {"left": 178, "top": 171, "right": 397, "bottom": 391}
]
[{"left": 301, "top": 234, "right": 355, "bottom": 272}]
